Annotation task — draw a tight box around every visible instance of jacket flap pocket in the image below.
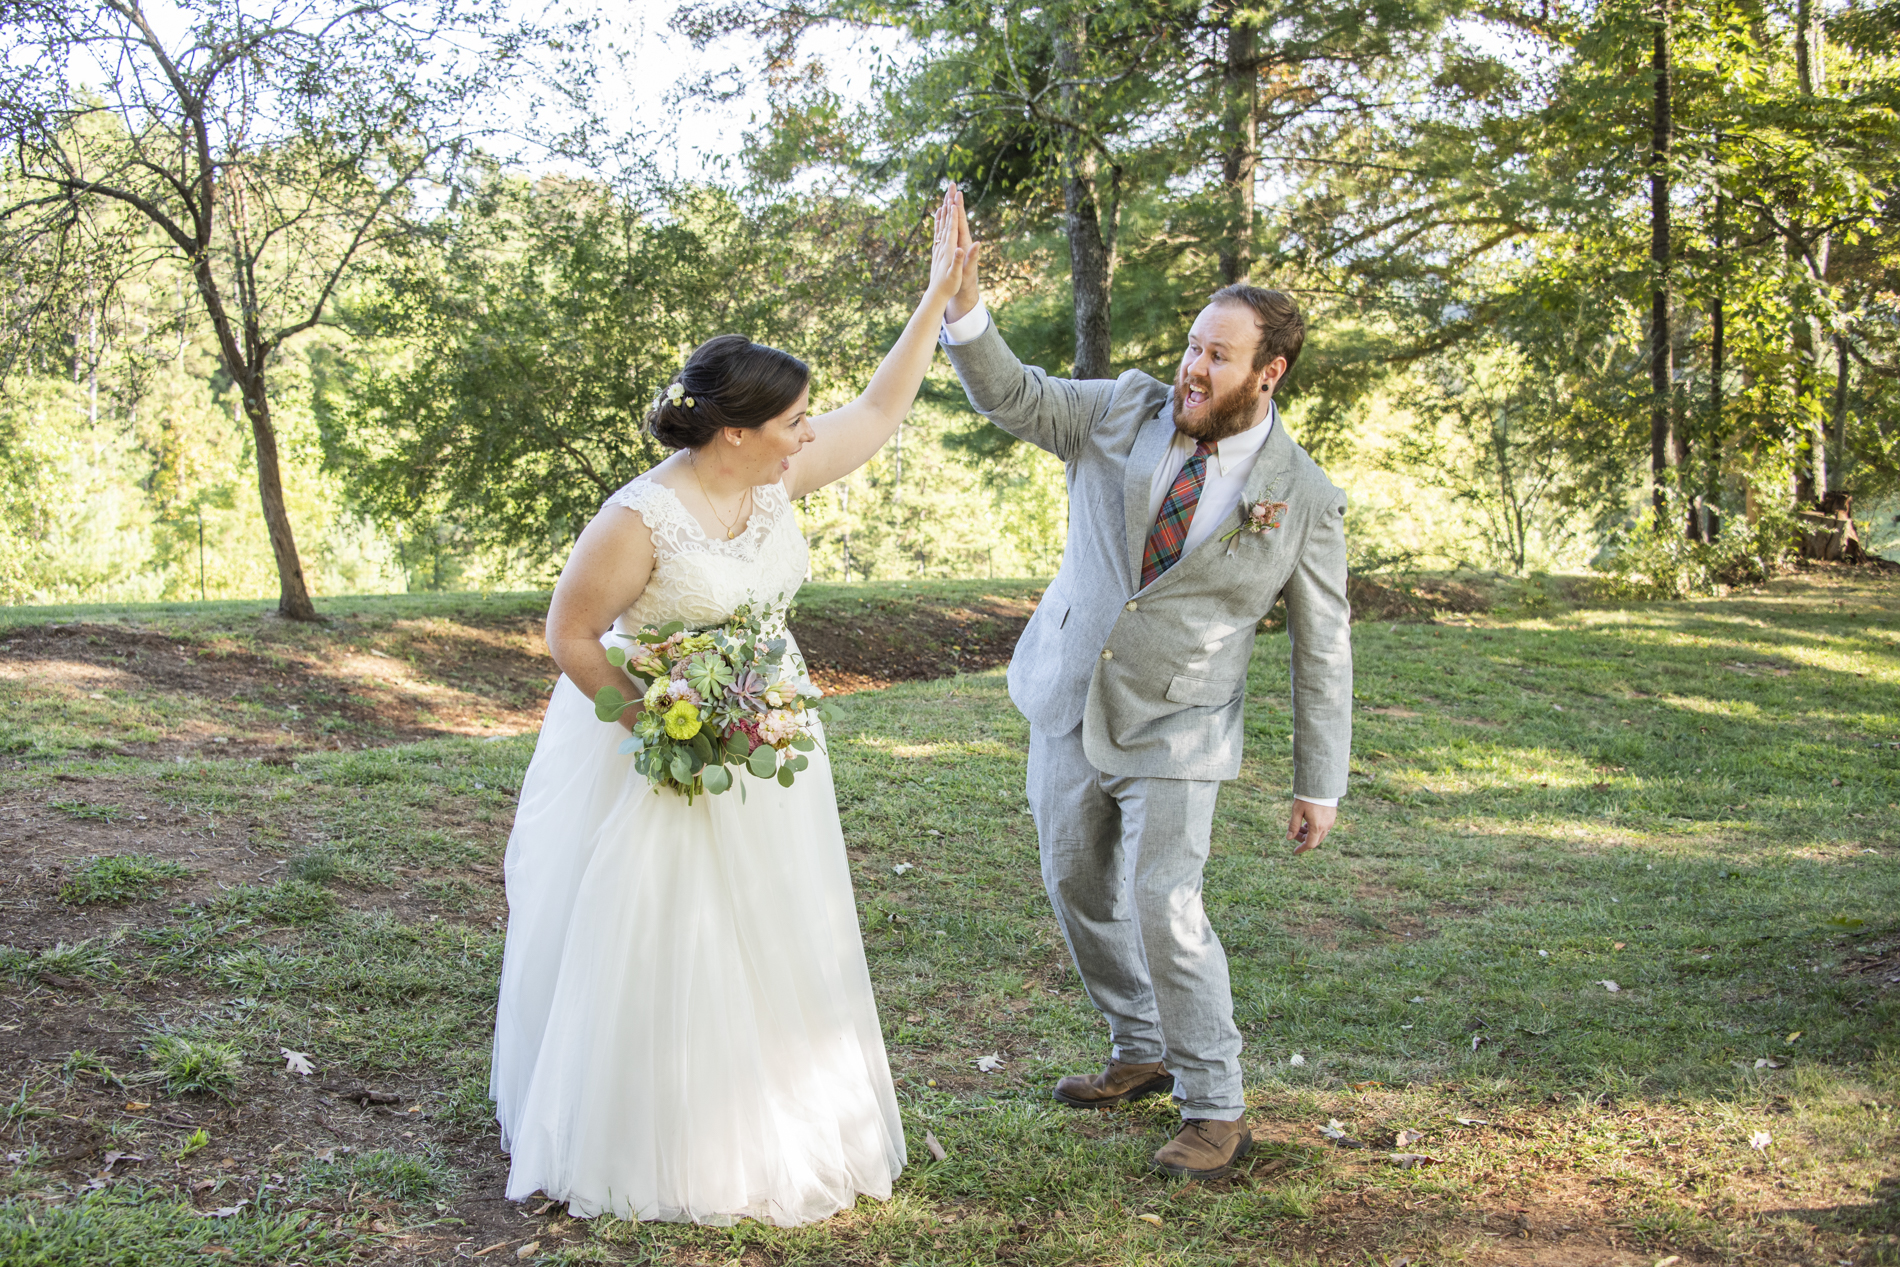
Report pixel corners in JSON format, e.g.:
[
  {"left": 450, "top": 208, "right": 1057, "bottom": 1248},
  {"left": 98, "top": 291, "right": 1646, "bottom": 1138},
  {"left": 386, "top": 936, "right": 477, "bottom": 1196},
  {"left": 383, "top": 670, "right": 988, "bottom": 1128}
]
[{"left": 1165, "top": 673, "right": 1233, "bottom": 707}]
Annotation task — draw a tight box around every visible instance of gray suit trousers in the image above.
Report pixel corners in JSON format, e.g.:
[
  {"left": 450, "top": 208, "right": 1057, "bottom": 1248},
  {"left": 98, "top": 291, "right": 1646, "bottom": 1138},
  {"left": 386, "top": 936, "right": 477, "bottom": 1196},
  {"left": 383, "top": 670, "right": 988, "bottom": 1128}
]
[{"left": 1028, "top": 722, "right": 1243, "bottom": 1120}]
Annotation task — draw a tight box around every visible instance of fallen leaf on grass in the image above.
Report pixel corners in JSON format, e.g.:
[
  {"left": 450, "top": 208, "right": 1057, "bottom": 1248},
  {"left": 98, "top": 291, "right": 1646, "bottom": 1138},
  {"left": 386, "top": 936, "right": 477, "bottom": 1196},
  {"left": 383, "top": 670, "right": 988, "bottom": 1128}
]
[
  {"left": 203, "top": 1202, "right": 249, "bottom": 1219},
  {"left": 100, "top": 1152, "right": 145, "bottom": 1172},
  {"left": 1470, "top": 1034, "right": 1485, "bottom": 1052},
  {"left": 1396, "top": 1129, "right": 1426, "bottom": 1147},
  {"left": 1454, "top": 1117, "right": 1490, "bottom": 1126},
  {"left": 1654, "top": 1256, "right": 1682, "bottom": 1267},
  {"left": 1319, "top": 1119, "right": 1366, "bottom": 1148},
  {"left": 1749, "top": 1130, "right": 1772, "bottom": 1151},
  {"left": 1612, "top": 942, "right": 1625, "bottom": 950},
  {"left": 1287, "top": 1053, "right": 1305, "bottom": 1067},
  {"left": 1137, "top": 1213, "right": 1164, "bottom": 1227},
  {"left": 1597, "top": 980, "right": 1620, "bottom": 992},
  {"left": 1785, "top": 1030, "right": 1802, "bottom": 1044},
  {"left": 924, "top": 1131, "right": 947, "bottom": 1162},
  {"left": 1754, "top": 1058, "right": 1782, "bottom": 1070},
  {"left": 124, "top": 1102, "right": 150, "bottom": 1112},
  {"left": 189, "top": 1179, "right": 217, "bottom": 1194},
  {"left": 280, "top": 1049, "right": 315, "bottom": 1077},
  {"left": 892, "top": 863, "right": 914, "bottom": 875},
  {"left": 1389, "top": 1153, "right": 1437, "bottom": 1169},
  {"left": 515, "top": 1242, "right": 540, "bottom": 1260},
  {"left": 975, "top": 1053, "right": 1004, "bottom": 1073}
]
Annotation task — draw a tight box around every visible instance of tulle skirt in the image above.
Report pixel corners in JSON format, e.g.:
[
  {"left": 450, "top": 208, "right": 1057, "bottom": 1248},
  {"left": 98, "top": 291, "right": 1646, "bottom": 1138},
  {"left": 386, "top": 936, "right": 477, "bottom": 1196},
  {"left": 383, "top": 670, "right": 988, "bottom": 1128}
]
[{"left": 490, "top": 677, "right": 906, "bottom": 1225}]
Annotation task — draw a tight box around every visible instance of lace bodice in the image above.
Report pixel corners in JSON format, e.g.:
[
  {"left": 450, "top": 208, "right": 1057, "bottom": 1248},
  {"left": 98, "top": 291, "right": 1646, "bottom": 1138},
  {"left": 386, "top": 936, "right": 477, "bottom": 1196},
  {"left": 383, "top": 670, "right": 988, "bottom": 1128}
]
[{"left": 603, "top": 477, "right": 810, "bottom": 634}]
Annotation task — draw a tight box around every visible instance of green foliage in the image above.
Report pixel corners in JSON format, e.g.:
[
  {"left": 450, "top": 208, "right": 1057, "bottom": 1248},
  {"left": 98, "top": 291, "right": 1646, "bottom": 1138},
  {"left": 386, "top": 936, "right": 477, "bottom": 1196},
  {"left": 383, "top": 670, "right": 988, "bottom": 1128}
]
[
  {"left": 0, "top": 1189, "right": 347, "bottom": 1267},
  {"left": 29, "top": 940, "right": 116, "bottom": 982},
  {"left": 59, "top": 1049, "right": 121, "bottom": 1088},
  {"left": 295, "top": 1147, "right": 455, "bottom": 1205},
  {"left": 1599, "top": 502, "right": 1800, "bottom": 599},
  {"left": 287, "top": 849, "right": 341, "bottom": 883},
  {"left": 144, "top": 1035, "right": 243, "bottom": 1098},
  {"left": 58, "top": 854, "right": 192, "bottom": 905},
  {"left": 207, "top": 880, "right": 337, "bottom": 926}
]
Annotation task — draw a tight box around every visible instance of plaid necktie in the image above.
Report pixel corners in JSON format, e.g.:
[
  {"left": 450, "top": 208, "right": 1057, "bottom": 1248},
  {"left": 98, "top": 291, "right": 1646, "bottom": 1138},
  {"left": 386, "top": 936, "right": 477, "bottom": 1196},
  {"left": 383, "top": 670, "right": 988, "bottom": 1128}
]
[{"left": 1140, "top": 439, "right": 1215, "bottom": 588}]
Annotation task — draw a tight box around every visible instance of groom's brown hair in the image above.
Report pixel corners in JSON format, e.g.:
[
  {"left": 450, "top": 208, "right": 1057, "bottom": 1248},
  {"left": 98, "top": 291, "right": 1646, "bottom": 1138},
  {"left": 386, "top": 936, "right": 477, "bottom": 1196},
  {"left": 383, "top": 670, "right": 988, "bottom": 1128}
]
[{"left": 1208, "top": 285, "right": 1304, "bottom": 380}]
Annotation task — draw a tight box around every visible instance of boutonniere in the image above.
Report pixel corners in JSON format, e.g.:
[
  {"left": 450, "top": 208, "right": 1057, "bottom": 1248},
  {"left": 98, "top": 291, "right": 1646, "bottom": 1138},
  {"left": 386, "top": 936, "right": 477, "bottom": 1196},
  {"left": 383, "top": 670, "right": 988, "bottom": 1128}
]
[{"left": 1220, "top": 498, "right": 1289, "bottom": 555}]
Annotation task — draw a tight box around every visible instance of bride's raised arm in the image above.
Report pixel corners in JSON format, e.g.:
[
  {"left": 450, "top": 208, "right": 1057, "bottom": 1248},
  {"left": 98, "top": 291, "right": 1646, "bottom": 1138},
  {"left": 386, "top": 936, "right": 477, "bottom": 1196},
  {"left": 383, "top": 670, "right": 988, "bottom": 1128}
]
[{"left": 783, "top": 187, "right": 977, "bottom": 500}]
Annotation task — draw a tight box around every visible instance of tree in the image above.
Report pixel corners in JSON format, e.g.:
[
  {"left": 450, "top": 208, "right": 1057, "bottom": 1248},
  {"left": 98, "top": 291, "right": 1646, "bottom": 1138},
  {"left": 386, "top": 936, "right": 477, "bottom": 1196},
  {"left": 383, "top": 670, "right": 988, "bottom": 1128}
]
[
  {"left": 324, "top": 175, "right": 924, "bottom": 556},
  {"left": 0, "top": 0, "right": 558, "bottom": 618},
  {"left": 682, "top": 0, "right": 1202, "bottom": 380}
]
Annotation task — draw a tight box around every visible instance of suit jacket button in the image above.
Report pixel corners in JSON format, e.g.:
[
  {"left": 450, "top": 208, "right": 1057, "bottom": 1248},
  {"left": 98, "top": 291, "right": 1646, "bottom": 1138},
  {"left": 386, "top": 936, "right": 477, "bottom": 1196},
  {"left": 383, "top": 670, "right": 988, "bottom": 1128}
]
[
  {"left": 1124, "top": 600, "right": 1138, "bottom": 612},
  {"left": 1101, "top": 648, "right": 1113, "bottom": 660}
]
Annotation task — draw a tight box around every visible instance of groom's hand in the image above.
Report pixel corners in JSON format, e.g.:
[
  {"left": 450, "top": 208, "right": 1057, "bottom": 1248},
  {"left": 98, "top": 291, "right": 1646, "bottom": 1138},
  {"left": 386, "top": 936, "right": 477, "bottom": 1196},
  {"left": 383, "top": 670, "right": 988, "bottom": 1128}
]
[
  {"left": 945, "top": 186, "right": 982, "bottom": 323},
  {"left": 1286, "top": 800, "right": 1337, "bottom": 855}
]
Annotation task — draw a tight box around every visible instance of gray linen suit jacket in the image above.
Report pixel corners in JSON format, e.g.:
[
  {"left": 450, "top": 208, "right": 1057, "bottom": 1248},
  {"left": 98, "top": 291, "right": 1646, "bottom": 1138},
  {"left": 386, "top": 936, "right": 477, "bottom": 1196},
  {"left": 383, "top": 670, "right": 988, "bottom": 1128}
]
[{"left": 945, "top": 322, "right": 1353, "bottom": 799}]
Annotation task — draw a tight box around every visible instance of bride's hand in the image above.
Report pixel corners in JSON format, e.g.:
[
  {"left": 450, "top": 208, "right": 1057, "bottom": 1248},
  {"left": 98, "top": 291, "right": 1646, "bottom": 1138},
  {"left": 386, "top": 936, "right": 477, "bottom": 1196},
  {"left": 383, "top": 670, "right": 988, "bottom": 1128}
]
[{"left": 927, "top": 187, "right": 975, "bottom": 307}]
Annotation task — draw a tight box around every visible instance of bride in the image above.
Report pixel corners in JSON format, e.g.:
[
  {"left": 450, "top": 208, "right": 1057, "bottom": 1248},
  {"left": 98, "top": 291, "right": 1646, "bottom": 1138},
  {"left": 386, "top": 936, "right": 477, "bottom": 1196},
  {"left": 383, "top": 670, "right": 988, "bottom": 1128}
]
[{"left": 488, "top": 189, "right": 976, "bottom": 1226}]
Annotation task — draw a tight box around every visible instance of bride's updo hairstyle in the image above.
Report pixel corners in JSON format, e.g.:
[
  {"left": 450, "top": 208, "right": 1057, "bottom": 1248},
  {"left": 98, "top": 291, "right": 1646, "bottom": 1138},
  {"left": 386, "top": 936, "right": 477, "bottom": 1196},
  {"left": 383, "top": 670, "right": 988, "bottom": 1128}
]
[{"left": 647, "top": 334, "right": 811, "bottom": 451}]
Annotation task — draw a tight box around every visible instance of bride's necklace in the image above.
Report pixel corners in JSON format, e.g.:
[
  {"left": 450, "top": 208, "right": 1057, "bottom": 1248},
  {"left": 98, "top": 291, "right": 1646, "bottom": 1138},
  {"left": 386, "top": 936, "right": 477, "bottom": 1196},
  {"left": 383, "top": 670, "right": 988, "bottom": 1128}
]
[{"left": 690, "top": 453, "right": 752, "bottom": 540}]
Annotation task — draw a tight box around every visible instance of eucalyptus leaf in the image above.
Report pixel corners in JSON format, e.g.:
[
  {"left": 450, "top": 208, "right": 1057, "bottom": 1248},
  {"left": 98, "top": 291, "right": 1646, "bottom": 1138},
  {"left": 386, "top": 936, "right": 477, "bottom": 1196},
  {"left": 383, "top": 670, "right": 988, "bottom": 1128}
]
[
  {"left": 605, "top": 646, "right": 626, "bottom": 667},
  {"left": 617, "top": 735, "right": 644, "bottom": 755},
  {"left": 748, "top": 745, "right": 777, "bottom": 779},
  {"left": 776, "top": 765, "right": 795, "bottom": 788},
  {"left": 702, "top": 764, "right": 733, "bottom": 794},
  {"left": 593, "top": 687, "right": 627, "bottom": 722},
  {"left": 790, "top": 734, "right": 815, "bottom": 752}
]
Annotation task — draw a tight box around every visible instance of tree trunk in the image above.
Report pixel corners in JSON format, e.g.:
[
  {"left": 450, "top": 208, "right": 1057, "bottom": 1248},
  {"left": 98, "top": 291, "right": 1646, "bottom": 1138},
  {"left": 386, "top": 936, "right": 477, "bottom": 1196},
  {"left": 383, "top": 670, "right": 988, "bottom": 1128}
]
[
  {"left": 1218, "top": 4, "right": 1258, "bottom": 286},
  {"left": 190, "top": 184, "right": 320, "bottom": 621},
  {"left": 1830, "top": 334, "right": 1850, "bottom": 487},
  {"left": 1794, "top": 0, "right": 1833, "bottom": 497},
  {"left": 1649, "top": 14, "right": 1676, "bottom": 528},
  {"left": 240, "top": 375, "right": 319, "bottom": 621},
  {"left": 1056, "top": 10, "right": 1114, "bottom": 379},
  {"left": 1704, "top": 229, "right": 1724, "bottom": 544}
]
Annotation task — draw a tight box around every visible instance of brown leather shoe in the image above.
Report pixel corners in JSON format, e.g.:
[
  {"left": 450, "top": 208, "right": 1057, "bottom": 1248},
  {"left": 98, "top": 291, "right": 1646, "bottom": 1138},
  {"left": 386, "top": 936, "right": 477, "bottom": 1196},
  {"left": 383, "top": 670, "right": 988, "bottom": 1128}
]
[
  {"left": 1153, "top": 1117, "right": 1253, "bottom": 1178},
  {"left": 1051, "top": 1059, "right": 1174, "bottom": 1109}
]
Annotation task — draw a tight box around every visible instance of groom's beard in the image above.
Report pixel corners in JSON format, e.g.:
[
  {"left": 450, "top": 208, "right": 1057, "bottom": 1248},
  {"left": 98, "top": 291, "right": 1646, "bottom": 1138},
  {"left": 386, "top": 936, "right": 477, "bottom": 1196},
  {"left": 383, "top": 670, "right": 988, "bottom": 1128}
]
[{"left": 1172, "top": 369, "right": 1267, "bottom": 443}]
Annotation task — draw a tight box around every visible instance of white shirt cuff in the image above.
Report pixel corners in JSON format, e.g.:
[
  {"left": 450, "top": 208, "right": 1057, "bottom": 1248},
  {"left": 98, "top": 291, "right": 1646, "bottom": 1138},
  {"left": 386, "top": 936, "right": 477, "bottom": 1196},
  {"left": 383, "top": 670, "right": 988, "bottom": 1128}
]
[
  {"left": 942, "top": 301, "right": 990, "bottom": 345},
  {"left": 1296, "top": 796, "right": 1339, "bottom": 808}
]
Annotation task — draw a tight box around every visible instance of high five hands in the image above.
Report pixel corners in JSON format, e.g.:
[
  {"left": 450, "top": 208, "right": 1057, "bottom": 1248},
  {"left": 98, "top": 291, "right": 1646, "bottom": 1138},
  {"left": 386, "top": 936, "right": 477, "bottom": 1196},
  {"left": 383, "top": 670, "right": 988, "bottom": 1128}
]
[
  {"left": 941, "top": 186, "right": 983, "bottom": 324},
  {"left": 927, "top": 188, "right": 978, "bottom": 308}
]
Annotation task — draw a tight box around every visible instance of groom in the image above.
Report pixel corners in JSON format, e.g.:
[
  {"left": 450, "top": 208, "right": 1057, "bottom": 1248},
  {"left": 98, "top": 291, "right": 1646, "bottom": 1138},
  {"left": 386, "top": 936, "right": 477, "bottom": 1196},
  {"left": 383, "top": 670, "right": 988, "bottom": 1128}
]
[{"left": 938, "top": 205, "right": 1352, "bottom": 1180}]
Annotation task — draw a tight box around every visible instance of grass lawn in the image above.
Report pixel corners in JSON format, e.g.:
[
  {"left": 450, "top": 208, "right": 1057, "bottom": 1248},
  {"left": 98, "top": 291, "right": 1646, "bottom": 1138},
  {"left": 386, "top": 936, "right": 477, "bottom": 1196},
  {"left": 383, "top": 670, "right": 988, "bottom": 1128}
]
[{"left": 0, "top": 569, "right": 1894, "bottom": 1265}]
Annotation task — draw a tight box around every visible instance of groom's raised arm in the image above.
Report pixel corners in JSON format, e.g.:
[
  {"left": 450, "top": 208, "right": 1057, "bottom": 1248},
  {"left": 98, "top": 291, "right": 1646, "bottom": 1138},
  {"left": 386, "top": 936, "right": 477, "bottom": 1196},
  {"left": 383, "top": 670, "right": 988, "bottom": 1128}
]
[{"left": 941, "top": 312, "right": 1121, "bottom": 464}]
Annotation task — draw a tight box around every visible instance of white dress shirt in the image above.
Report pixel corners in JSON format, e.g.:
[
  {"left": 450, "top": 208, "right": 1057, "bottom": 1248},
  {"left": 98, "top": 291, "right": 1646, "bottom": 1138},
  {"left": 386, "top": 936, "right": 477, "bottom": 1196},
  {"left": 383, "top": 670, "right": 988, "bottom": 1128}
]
[{"left": 943, "top": 302, "right": 1335, "bottom": 807}]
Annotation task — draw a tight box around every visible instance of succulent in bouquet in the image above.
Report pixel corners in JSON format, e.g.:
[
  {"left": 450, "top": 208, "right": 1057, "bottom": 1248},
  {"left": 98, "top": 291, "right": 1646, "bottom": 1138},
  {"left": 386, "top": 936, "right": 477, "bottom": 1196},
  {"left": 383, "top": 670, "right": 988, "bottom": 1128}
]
[{"left": 591, "top": 598, "right": 841, "bottom": 801}]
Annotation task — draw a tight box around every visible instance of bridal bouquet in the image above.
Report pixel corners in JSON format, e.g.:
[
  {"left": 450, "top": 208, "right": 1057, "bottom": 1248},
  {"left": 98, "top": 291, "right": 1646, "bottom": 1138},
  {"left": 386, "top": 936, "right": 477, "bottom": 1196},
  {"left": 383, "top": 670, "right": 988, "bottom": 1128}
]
[{"left": 592, "top": 598, "right": 839, "bottom": 801}]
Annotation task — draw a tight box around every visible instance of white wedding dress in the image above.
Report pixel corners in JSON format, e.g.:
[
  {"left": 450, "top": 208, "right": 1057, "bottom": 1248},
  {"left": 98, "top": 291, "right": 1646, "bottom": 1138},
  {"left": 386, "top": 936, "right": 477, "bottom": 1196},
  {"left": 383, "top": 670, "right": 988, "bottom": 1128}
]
[{"left": 489, "top": 476, "right": 905, "bottom": 1226}]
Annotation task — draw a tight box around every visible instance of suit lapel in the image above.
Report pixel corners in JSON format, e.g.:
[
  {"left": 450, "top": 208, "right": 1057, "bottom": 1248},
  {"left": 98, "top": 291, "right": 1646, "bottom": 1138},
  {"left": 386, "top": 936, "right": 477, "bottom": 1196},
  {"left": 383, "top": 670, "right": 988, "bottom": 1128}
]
[
  {"left": 1123, "top": 408, "right": 1178, "bottom": 593},
  {"left": 1236, "top": 408, "right": 1295, "bottom": 513}
]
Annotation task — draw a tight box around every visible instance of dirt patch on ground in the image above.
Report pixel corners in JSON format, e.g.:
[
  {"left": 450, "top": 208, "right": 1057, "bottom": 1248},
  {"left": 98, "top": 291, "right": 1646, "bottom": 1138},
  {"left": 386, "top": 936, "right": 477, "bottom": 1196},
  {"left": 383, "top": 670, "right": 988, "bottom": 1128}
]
[
  {"left": 1, "top": 619, "right": 556, "bottom": 757},
  {"left": 791, "top": 592, "right": 1039, "bottom": 695},
  {"left": 0, "top": 772, "right": 523, "bottom": 1260}
]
